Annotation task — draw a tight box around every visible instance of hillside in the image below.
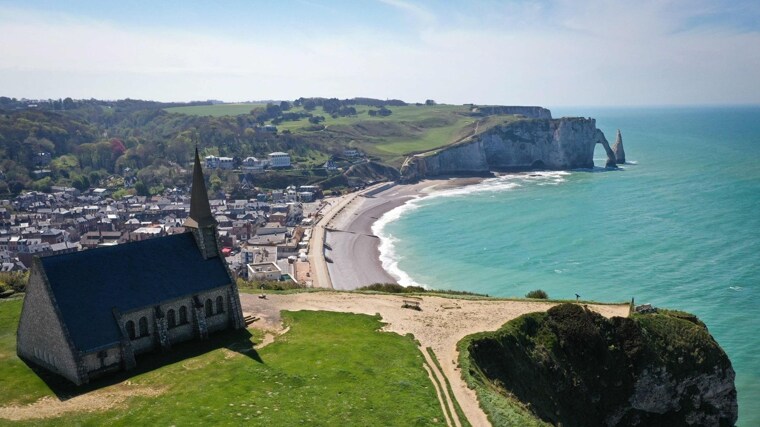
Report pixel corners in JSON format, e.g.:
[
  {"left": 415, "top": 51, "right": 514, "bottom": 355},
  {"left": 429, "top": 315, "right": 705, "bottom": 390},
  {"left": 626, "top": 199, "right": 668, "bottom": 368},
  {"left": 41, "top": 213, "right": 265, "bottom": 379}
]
[
  {"left": 0, "top": 97, "right": 547, "bottom": 197},
  {"left": 165, "top": 102, "right": 485, "bottom": 166},
  {"left": 460, "top": 304, "right": 737, "bottom": 426}
]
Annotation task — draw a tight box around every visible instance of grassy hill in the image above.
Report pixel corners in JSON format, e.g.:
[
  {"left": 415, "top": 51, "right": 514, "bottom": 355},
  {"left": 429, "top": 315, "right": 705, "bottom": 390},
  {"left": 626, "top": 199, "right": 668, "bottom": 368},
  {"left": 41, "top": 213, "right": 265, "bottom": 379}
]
[
  {"left": 0, "top": 97, "right": 532, "bottom": 196},
  {"left": 164, "top": 103, "right": 267, "bottom": 117},
  {"left": 0, "top": 299, "right": 444, "bottom": 425},
  {"left": 163, "top": 103, "right": 516, "bottom": 167}
]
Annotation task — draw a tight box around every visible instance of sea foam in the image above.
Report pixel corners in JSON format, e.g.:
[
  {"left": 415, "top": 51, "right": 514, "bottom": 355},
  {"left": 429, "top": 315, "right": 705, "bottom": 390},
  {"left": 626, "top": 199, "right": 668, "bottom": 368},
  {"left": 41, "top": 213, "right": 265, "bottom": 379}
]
[{"left": 372, "top": 172, "right": 571, "bottom": 287}]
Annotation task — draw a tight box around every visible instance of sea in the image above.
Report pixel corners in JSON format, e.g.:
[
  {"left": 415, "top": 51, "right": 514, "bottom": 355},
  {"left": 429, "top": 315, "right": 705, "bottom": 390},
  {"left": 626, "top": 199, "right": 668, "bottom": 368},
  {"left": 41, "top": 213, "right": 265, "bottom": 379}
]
[{"left": 373, "top": 106, "right": 760, "bottom": 425}]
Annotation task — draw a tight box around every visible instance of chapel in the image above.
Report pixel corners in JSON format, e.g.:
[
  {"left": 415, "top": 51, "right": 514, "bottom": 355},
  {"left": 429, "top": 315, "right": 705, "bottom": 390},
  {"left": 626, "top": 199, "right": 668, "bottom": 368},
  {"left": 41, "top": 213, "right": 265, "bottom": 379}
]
[{"left": 16, "top": 149, "right": 245, "bottom": 385}]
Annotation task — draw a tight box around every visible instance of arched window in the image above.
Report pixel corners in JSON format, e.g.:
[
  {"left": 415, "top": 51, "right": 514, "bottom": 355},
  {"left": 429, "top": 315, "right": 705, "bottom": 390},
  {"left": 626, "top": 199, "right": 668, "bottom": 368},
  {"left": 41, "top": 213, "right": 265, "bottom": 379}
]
[
  {"left": 205, "top": 299, "right": 213, "bottom": 317},
  {"left": 139, "top": 317, "right": 149, "bottom": 337},
  {"left": 216, "top": 296, "right": 224, "bottom": 314},
  {"left": 167, "top": 309, "right": 176, "bottom": 328},
  {"left": 126, "top": 320, "right": 136, "bottom": 340},
  {"left": 179, "top": 306, "right": 188, "bottom": 324}
]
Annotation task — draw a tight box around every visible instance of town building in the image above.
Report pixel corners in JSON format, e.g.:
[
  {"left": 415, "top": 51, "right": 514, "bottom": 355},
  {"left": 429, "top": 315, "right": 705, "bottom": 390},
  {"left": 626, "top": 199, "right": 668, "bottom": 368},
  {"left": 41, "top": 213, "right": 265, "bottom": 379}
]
[
  {"left": 247, "top": 262, "right": 282, "bottom": 281},
  {"left": 268, "top": 152, "right": 291, "bottom": 168},
  {"left": 204, "top": 155, "right": 234, "bottom": 170},
  {"left": 16, "top": 149, "right": 245, "bottom": 385},
  {"left": 242, "top": 156, "right": 267, "bottom": 172}
]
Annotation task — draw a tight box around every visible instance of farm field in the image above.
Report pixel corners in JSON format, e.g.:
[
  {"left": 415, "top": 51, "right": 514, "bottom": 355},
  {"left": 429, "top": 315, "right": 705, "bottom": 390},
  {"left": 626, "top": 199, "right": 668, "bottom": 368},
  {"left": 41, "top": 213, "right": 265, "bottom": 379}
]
[{"left": 0, "top": 300, "right": 444, "bottom": 426}]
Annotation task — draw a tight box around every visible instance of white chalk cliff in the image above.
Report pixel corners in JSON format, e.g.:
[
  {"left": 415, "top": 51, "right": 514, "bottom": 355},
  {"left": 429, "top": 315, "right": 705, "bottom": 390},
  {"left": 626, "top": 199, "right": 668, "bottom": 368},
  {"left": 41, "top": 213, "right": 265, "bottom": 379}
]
[{"left": 401, "top": 116, "right": 618, "bottom": 181}]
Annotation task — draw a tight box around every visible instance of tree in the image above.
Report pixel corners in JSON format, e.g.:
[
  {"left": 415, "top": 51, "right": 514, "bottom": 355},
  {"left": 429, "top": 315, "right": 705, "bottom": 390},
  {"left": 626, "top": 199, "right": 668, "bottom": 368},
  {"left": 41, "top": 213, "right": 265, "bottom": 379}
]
[
  {"left": 31, "top": 177, "right": 53, "bottom": 192},
  {"left": 279, "top": 101, "right": 291, "bottom": 111},
  {"left": 63, "top": 97, "right": 76, "bottom": 110},
  {"left": 134, "top": 180, "right": 150, "bottom": 196},
  {"left": 70, "top": 173, "right": 90, "bottom": 191},
  {"left": 266, "top": 103, "right": 282, "bottom": 118},
  {"left": 425, "top": 99, "right": 436, "bottom": 105}
]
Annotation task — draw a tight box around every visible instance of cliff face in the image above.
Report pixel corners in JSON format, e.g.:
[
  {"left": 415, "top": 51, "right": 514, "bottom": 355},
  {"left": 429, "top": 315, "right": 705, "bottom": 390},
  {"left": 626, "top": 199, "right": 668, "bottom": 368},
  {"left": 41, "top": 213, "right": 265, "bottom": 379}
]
[
  {"left": 401, "top": 117, "right": 616, "bottom": 181},
  {"left": 464, "top": 304, "right": 738, "bottom": 427}
]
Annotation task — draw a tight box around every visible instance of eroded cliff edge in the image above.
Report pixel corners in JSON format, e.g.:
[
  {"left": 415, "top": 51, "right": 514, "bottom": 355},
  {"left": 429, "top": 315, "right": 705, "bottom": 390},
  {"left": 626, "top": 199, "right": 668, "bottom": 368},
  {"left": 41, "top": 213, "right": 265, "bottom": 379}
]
[
  {"left": 460, "top": 304, "right": 737, "bottom": 427},
  {"left": 400, "top": 116, "right": 617, "bottom": 182}
]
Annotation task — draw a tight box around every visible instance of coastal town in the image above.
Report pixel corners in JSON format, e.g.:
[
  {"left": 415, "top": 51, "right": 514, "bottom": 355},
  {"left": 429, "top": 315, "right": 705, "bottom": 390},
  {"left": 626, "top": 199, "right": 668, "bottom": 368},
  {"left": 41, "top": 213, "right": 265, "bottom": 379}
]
[{"left": 0, "top": 148, "right": 378, "bottom": 290}]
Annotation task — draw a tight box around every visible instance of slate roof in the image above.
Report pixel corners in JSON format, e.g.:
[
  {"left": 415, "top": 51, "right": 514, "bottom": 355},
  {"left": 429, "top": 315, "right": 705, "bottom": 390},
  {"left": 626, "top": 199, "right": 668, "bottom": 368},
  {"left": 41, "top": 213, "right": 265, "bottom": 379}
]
[{"left": 40, "top": 232, "right": 230, "bottom": 351}]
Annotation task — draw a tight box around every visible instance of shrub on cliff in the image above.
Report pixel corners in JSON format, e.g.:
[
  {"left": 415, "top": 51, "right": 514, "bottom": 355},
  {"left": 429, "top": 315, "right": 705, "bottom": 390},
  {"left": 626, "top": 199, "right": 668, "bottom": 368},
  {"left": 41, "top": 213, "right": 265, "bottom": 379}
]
[
  {"left": 525, "top": 289, "right": 548, "bottom": 299},
  {"left": 460, "top": 303, "right": 737, "bottom": 427}
]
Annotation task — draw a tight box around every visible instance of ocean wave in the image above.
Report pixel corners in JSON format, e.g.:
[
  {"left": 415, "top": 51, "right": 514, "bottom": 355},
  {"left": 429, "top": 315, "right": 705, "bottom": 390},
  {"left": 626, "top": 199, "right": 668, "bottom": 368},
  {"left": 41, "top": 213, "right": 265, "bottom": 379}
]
[
  {"left": 423, "top": 171, "right": 571, "bottom": 199},
  {"left": 371, "top": 198, "right": 427, "bottom": 287},
  {"left": 372, "top": 171, "right": 572, "bottom": 287}
]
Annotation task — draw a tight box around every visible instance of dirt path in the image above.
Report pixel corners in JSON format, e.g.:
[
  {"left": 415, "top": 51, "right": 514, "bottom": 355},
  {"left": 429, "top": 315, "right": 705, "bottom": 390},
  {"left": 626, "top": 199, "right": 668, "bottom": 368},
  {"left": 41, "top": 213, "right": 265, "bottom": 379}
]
[
  {"left": 241, "top": 292, "right": 629, "bottom": 426},
  {"left": 0, "top": 383, "right": 164, "bottom": 421}
]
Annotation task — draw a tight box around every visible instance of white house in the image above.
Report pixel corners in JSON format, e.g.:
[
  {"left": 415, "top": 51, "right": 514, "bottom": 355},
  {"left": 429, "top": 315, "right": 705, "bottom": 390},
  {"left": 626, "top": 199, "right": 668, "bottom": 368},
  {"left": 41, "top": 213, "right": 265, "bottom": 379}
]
[
  {"left": 247, "top": 262, "right": 282, "bottom": 281},
  {"left": 205, "top": 156, "right": 234, "bottom": 170},
  {"left": 205, "top": 156, "right": 219, "bottom": 169},
  {"left": 268, "top": 152, "right": 291, "bottom": 168},
  {"left": 242, "top": 157, "right": 268, "bottom": 172}
]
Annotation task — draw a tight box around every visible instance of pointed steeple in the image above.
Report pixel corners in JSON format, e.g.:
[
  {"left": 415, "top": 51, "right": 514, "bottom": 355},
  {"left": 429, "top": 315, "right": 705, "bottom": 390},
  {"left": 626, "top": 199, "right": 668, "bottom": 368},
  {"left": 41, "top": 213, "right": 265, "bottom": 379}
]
[{"left": 184, "top": 148, "right": 217, "bottom": 229}]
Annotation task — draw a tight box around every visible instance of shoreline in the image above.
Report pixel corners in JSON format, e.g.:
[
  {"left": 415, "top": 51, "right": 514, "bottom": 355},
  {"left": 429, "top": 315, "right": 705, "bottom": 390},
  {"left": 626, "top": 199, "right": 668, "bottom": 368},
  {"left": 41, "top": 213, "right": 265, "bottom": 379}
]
[{"left": 325, "top": 177, "right": 486, "bottom": 290}]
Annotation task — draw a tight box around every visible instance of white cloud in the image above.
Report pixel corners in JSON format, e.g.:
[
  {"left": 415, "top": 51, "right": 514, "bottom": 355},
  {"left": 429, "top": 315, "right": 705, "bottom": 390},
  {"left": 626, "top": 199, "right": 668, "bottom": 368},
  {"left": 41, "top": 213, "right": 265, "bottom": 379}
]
[{"left": 0, "top": 3, "right": 758, "bottom": 105}]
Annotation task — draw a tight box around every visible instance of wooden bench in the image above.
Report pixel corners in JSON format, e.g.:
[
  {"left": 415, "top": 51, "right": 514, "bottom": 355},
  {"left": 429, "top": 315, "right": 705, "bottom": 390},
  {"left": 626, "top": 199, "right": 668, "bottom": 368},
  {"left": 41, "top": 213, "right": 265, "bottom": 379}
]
[{"left": 402, "top": 299, "right": 421, "bottom": 310}]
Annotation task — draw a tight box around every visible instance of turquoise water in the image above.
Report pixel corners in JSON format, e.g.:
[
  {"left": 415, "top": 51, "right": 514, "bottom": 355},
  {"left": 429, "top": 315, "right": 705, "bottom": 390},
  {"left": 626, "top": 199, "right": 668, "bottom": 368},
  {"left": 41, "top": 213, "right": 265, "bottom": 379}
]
[{"left": 375, "top": 106, "right": 760, "bottom": 425}]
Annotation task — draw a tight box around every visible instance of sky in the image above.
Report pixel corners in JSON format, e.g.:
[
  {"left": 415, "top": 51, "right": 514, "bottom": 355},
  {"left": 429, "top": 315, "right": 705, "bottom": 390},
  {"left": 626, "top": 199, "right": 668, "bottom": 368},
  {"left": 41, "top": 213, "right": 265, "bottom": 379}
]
[{"left": 0, "top": 0, "right": 758, "bottom": 106}]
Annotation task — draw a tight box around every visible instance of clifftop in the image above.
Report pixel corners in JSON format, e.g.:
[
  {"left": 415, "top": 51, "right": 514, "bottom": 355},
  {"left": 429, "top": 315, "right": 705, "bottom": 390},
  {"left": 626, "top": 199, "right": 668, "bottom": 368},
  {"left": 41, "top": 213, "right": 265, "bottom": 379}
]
[
  {"left": 400, "top": 116, "right": 617, "bottom": 181},
  {"left": 462, "top": 304, "right": 737, "bottom": 426}
]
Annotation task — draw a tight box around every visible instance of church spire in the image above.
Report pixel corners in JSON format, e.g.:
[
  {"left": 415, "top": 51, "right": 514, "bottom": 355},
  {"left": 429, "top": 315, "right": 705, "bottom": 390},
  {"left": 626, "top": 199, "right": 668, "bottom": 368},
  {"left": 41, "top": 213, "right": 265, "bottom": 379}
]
[{"left": 184, "top": 148, "right": 217, "bottom": 229}]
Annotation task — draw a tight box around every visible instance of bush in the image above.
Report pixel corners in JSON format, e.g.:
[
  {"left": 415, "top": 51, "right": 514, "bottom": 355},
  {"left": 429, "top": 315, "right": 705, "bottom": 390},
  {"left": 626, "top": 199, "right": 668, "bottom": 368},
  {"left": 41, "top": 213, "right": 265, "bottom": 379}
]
[
  {"left": 0, "top": 272, "right": 29, "bottom": 293},
  {"left": 236, "top": 278, "right": 307, "bottom": 292},
  {"left": 525, "top": 289, "right": 548, "bottom": 299},
  {"left": 356, "top": 283, "right": 485, "bottom": 296}
]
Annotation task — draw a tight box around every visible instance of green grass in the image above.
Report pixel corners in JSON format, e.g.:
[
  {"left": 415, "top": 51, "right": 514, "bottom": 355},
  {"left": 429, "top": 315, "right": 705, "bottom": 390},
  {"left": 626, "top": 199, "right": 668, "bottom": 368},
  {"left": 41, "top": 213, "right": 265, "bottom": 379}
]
[
  {"left": 0, "top": 302, "right": 445, "bottom": 425},
  {"left": 0, "top": 300, "right": 52, "bottom": 405},
  {"left": 164, "top": 103, "right": 266, "bottom": 117},
  {"left": 163, "top": 103, "right": 526, "bottom": 166},
  {"left": 457, "top": 318, "right": 551, "bottom": 427},
  {"left": 425, "top": 347, "right": 471, "bottom": 427}
]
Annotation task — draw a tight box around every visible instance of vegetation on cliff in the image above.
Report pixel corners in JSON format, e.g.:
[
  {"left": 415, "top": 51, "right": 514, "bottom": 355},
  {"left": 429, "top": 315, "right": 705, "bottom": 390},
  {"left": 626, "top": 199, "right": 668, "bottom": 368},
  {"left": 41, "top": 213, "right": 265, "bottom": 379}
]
[{"left": 460, "top": 303, "right": 737, "bottom": 426}]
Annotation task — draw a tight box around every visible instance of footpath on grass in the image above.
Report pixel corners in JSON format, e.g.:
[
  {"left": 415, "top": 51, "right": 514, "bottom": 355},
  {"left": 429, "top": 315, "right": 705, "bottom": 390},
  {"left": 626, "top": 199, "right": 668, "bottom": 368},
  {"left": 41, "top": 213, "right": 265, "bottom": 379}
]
[{"left": 242, "top": 291, "right": 629, "bottom": 426}]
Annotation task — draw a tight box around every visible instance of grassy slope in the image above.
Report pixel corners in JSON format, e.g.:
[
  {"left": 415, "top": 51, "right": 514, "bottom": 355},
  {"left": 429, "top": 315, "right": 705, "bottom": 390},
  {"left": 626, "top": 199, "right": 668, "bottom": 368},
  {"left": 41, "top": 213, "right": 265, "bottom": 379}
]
[
  {"left": 0, "top": 301, "right": 444, "bottom": 426},
  {"left": 164, "top": 103, "right": 266, "bottom": 117},
  {"left": 162, "top": 103, "right": 505, "bottom": 165},
  {"left": 459, "top": 305, "right": 732, "bottom": 427},
  {"left": 457, "top": 315, "right": 550, "bottom": 427}
]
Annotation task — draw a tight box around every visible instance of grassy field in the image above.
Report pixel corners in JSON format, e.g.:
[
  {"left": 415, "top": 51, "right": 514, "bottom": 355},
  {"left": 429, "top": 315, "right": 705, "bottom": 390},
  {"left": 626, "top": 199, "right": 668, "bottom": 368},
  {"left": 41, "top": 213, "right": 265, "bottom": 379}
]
[
  {"left": 164, "top": 103, "right": 266, "bottom": 117},
  {"left": 163, "top": 103, "right": 509, "bottom": 162},
  {"left": 0, "top": 300, "right": 444, "bottom": 426}
]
